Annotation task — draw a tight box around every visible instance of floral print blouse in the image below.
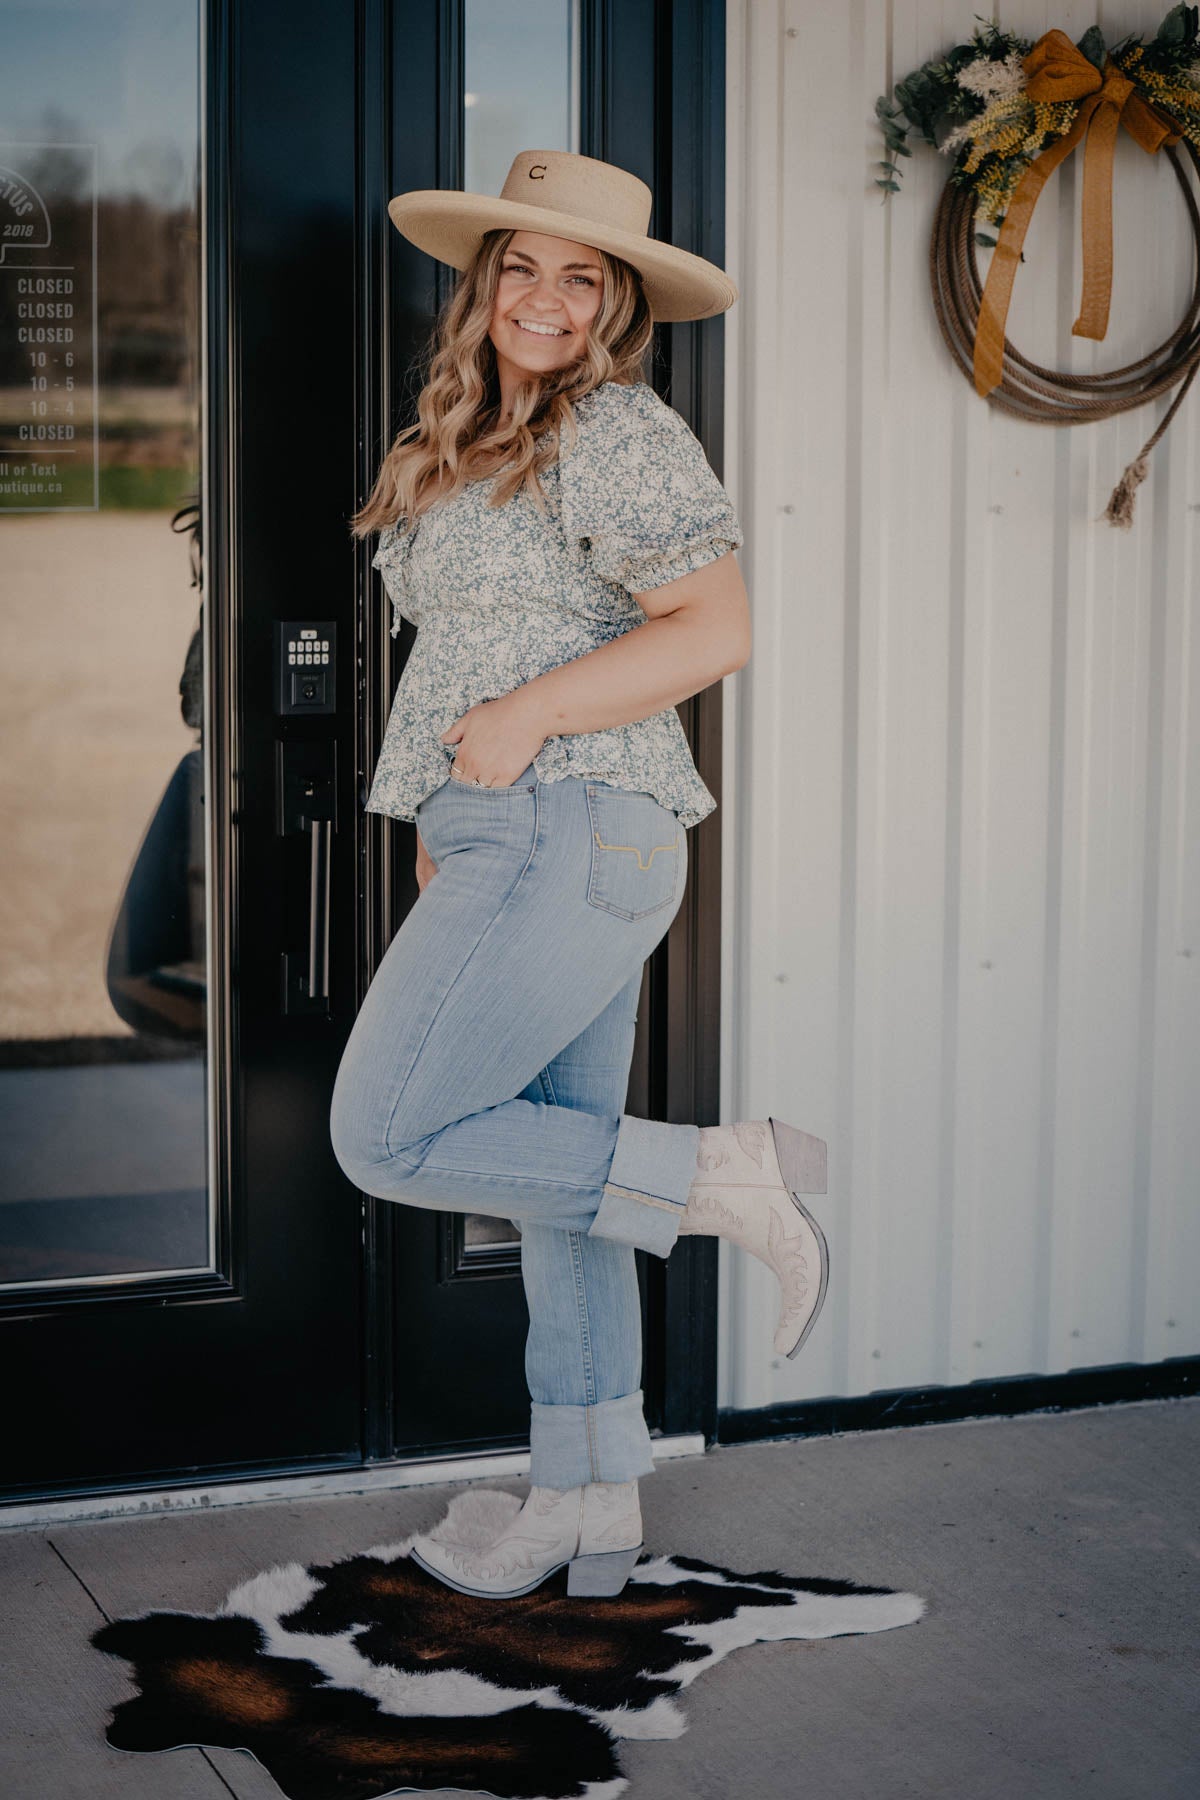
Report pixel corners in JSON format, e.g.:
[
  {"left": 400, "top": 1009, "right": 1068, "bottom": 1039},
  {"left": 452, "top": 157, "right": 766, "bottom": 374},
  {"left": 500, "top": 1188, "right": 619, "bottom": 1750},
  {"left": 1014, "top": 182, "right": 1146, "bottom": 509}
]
[{"left": 366, "top": 378, "right": 744, "bottom": 831}]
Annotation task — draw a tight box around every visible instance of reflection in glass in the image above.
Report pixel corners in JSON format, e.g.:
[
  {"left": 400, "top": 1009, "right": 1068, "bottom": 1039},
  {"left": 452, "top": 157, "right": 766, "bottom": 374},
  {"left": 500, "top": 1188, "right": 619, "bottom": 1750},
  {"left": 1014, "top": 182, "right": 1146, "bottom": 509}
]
[
  {"left": 464, "top": 0, "right": 580, "bottom": 194},
  {"left": 0, "top": 0, "right": 208, "bottom": 1287},
  {"left": 464, "top": 1214, "right": 522, "bottom": 1250}
]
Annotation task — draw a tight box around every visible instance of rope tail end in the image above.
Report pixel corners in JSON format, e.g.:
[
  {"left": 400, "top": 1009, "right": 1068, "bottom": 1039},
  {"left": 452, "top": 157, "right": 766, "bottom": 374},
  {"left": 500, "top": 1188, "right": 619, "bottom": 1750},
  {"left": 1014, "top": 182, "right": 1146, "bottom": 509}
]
[{"left": 1103, "top": 454, "right": 1150, "bottom": 530}]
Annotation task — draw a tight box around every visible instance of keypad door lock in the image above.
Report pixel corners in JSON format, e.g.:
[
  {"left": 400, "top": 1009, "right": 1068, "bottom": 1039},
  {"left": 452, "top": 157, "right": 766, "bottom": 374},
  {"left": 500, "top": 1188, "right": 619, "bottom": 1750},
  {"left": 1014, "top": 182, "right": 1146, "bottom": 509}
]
[{"left": 274, "top": 620, "right": 336, "bottom": 715}]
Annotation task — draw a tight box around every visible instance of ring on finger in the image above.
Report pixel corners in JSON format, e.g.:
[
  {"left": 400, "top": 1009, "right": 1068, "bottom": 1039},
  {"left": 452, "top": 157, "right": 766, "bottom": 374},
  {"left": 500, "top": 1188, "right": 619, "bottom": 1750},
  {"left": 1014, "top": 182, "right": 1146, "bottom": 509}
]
[{"left": 449, "top": 759, "right": 489, "bottom": 788}]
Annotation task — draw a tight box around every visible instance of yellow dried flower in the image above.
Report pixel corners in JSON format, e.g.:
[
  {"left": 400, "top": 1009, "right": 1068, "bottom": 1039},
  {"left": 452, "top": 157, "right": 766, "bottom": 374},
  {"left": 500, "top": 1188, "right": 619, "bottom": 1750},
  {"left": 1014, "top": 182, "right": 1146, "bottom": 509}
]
[
  {"left": 1140, "top": 70, "right": 1200, "bottom": 113},
  {"left": 974, "top": 157, "right": 1022, "bottom": 226}
]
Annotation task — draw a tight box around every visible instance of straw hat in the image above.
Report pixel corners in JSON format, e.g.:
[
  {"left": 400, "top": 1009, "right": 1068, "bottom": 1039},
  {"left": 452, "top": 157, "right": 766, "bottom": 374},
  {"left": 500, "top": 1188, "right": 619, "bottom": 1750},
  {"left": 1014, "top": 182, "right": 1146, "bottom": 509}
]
[{"left": 387, "top": 148, "right": 737, "bottom": 324}]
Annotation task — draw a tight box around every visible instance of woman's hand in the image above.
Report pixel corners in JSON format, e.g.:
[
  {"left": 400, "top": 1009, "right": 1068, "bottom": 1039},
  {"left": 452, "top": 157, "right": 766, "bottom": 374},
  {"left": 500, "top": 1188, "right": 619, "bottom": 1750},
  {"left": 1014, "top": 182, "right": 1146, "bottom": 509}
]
[
  {"left": 415, "top": 827, "right": 438, "bottom": 893},
  {"left": 439, "top": 688, "right": 548, "bottom": 788}
]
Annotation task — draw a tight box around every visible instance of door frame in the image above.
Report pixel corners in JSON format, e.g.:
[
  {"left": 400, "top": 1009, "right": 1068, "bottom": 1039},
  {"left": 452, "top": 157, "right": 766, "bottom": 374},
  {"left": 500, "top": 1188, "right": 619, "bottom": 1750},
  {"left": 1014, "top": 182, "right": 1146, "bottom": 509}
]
[{"left": 0, "top": 0, "right": 729, "bottom": 1507}]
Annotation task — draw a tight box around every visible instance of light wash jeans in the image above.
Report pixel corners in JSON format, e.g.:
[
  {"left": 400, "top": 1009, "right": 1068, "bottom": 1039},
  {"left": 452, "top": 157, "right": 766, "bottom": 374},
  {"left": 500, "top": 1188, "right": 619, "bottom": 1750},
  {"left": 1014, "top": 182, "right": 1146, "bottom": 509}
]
[{"left": 329, "top": 761, "right": 701, "bottom": 1489}]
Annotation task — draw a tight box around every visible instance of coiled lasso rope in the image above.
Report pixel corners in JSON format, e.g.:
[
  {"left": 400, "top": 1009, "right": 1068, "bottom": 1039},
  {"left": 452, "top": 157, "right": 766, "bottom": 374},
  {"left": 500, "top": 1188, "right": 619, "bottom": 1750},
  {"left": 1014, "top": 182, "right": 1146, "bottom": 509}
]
[{"left": 928, "top": 136, "right": 1200, "bottom": 528}]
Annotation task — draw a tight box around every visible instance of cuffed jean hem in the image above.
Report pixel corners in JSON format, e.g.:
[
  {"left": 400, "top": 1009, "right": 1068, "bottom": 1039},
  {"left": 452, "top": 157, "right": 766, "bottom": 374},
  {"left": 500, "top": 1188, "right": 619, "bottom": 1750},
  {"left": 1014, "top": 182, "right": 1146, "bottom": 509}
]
[
  {"left": 529, "top": 1389, "right": 657, "bottom": 1488},
  {"left": 587, "top": 1111, "right": 700, "bottom": 1259}
]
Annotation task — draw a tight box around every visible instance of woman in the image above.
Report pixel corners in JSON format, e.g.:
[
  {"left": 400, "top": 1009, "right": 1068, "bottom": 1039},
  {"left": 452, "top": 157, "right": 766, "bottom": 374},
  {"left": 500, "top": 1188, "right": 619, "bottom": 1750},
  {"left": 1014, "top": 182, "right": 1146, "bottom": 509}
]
[{"left": 330, "top": 150, "right": 829, "bottom": 1602}]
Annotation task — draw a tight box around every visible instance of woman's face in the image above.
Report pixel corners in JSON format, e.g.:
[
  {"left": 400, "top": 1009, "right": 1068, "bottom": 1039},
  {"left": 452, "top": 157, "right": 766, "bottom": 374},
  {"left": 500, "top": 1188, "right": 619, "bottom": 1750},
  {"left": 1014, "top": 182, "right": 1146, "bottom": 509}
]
[{"left": 489, "top": 231, "right": 604, "bottom": 389}]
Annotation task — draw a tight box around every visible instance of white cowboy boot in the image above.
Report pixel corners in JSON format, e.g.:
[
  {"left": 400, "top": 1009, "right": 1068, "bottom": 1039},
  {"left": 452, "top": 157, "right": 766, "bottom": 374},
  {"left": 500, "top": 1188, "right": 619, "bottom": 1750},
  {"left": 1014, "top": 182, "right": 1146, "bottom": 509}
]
[
  {"left": 409, "top": 1478, "right": 643, "bottom": 1599},
  {"left": 678, "top": 1117, "right": 829, "bottom": 1359}
]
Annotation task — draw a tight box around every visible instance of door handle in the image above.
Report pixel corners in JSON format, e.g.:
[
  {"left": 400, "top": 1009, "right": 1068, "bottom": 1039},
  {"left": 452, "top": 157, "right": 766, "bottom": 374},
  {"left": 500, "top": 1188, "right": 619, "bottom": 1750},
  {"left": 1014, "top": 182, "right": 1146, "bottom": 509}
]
[
  {"left": 307, "top": 818, "right": 331, "bottom": 1001},
  {"left": 276, "top": 741, "right": 337, "bottom": 1016}
]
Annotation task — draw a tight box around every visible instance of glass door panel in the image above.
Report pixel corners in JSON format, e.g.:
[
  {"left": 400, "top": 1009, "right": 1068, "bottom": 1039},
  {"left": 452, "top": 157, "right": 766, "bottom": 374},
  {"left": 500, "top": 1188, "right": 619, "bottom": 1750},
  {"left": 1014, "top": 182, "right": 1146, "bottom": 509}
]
[
  {"left": 0, "top": 0, "right": 208, "bottom": 1289},
  {"left": 464, "top": 0, "right": 581, "bottom": 181},
  {"left": 457, "top": 0, "right": 579, "bottom": 1257}
]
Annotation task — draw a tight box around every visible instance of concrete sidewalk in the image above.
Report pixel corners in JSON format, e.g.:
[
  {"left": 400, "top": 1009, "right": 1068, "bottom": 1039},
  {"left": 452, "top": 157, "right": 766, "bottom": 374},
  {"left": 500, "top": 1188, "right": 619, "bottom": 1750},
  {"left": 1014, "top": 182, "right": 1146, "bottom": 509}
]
[{"left": 2, "top": 1398, "right": 1196, "bottom": 1798}]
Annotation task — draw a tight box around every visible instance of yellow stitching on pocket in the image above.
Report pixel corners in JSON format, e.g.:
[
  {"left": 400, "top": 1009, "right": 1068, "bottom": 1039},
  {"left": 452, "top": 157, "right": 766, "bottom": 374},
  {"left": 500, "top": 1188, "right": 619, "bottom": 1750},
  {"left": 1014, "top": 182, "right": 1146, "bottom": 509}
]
[{"left": 592, "top": 829, "right": 679, "bottom": 871}]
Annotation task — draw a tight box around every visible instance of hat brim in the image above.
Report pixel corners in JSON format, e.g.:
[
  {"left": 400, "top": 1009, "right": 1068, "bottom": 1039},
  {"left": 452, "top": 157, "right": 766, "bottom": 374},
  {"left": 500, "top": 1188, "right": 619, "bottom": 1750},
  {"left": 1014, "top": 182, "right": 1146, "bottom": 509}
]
[{"left": 387, "top": 190, "right": 737, "bottom": 323}]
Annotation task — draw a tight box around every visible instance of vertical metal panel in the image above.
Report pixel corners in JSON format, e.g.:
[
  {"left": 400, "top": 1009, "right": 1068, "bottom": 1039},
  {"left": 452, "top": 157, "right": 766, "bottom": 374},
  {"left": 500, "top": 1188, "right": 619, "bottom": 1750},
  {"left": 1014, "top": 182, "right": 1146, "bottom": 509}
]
[{"left": 720, "top": 0, "right": 1200, "bottom": 1410}]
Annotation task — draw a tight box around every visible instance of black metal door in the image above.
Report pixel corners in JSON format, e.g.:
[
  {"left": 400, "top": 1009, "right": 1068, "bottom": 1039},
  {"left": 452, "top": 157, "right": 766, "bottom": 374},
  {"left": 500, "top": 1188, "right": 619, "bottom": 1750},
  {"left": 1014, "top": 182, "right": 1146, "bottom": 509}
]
[
  {"left": 368, "top": 0, "right": 727, "bottom": 1464},
  {"left": 0, "top": 0, "right": 725, "bottom": 1506}
]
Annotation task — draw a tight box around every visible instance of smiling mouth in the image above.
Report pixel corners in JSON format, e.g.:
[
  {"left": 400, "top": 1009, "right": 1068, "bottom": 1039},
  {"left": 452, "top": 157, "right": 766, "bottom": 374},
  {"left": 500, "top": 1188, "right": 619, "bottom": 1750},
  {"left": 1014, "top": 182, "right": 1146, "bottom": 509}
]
[{"left": 513, "top": 318, "right": 570, "bottom": 338}]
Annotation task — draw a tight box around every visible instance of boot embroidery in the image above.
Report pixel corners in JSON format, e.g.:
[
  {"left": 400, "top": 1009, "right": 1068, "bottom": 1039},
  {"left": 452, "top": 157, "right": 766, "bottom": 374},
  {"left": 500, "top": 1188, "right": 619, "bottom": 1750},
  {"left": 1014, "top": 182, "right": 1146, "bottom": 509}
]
[
  {"left": 528, "top": 1487, "right": 564, "bottom": 1518},
  {"left": 682, "top": 1192, "right": 745, "bottom": 1234},
  {"left": 734, "top": 1120, "right": 769, "bottom": 1166},
  {"left": 765, "top": 1207, "right": 811, "bottom": 1328},
  {"left": 590, "top": 1480, "right": 638, "bottom": 1512},
  {"left": 592, "top": 1511, "right": 642, "bottom": 1547},
  {"left": 696, "top": 1139, "right": 731, "bottom": 1172},
  {"left": 468, "top": 1530, "right": 569, "bottom": 1580},
  {"left": 695, "top": 1120, "right": 770, "bottom": 1172}
]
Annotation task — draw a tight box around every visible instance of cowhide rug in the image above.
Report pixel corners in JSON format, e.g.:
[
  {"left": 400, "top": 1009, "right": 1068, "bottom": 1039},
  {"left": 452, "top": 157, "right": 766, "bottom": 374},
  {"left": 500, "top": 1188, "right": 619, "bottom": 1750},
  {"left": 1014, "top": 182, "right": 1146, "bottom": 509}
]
[{"left": 92, "top": 1484, "right": 926, "bottom": 1800}]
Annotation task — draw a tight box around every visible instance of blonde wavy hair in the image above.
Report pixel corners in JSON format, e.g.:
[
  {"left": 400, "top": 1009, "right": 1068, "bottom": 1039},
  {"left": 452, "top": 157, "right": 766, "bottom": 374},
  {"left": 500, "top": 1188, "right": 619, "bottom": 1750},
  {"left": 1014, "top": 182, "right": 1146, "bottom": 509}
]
[{"left": 351, "top": 227, "right": 654, "bottom": 538}]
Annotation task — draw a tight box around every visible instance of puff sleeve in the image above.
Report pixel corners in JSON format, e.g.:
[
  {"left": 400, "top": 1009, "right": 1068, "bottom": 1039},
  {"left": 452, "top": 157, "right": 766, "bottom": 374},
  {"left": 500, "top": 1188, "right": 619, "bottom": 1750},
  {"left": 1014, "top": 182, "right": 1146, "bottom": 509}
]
[
  {"left": 558, "top": 381, "right": 743, "bottom": 593},
  {"left": 371, "top": 517, "right": 421, "bottom": 632}
]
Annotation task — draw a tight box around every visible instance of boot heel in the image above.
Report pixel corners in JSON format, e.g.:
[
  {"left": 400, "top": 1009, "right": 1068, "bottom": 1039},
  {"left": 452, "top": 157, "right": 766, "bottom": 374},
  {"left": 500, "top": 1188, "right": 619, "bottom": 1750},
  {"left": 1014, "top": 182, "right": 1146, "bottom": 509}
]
[
  {"left": 566, "top": 1544, "right": 642, "bottom": 1597},
  {"left": 769, "top": 1117, "right": 828, "bottom": 1194}
]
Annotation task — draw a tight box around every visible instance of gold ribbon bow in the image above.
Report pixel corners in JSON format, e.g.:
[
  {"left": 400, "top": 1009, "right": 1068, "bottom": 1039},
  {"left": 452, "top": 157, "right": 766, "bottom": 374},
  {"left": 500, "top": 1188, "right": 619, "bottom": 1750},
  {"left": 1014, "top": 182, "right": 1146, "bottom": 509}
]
[{"left": 973, "top": 27, "right": 1182, "bottom": 397}]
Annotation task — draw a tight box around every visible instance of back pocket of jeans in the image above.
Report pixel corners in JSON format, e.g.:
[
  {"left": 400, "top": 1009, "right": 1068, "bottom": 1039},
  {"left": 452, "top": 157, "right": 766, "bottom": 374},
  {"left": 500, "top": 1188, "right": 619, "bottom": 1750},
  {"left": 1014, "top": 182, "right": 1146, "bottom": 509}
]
[{"left": 585, "top": 785, "right": 681, "bottom": 920}]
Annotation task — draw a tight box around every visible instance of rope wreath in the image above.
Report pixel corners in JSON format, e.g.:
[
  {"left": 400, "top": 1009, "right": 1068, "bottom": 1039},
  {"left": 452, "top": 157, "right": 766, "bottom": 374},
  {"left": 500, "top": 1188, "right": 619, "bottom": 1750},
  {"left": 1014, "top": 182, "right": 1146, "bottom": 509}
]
[
  {"left": 877, "top": 10, "right": 1200, "bottom": 528},
  {"left": 929, "top": 134, "right": 1200, "bottom": 527}
]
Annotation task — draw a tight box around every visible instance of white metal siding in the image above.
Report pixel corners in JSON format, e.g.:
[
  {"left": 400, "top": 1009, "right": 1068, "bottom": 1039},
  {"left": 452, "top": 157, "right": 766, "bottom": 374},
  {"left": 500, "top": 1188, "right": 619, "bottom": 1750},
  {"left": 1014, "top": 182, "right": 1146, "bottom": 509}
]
[{"left": 718, "top": 0, "right": 1200, "bottom": 1412}]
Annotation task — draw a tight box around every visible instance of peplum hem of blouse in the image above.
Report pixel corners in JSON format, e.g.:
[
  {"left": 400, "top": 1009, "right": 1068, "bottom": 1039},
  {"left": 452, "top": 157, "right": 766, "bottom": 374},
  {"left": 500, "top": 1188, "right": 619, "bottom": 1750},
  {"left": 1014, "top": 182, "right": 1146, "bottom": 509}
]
[
  {"left": 365, "top": 379, "right": 742, "bottom": 830},
  {"left": 364, "top": 723, "right": 718, "bottom": 831}
]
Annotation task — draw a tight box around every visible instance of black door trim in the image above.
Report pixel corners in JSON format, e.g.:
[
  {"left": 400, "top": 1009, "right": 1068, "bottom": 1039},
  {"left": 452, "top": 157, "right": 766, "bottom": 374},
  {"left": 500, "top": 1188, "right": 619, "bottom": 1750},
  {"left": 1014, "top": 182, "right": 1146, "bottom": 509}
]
[
  {"left": 650, "top": 0, "right": 730, "bottom": 1450},
  {"left": 717, "top": 1357, "right": 1200, "bottom": 1445}
]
